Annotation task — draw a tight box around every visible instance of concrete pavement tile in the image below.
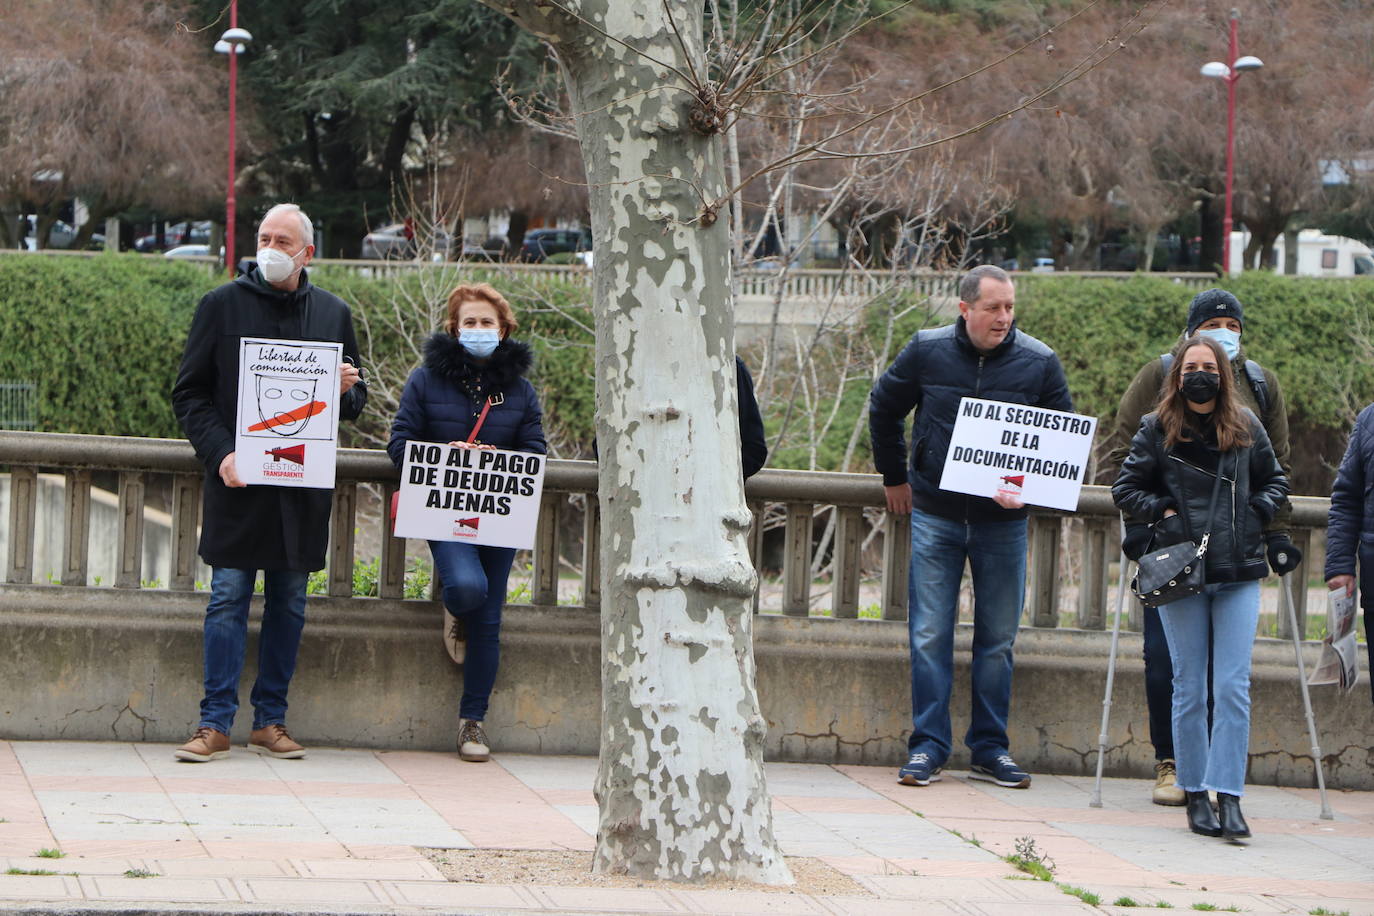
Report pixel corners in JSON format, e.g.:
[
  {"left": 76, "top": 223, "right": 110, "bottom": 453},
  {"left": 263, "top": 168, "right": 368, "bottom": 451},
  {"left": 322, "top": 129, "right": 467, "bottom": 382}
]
[
  {"left": 0, "top": 874, "right": 82, "bottom": 900},
  {"left": 999, "top": 876, "right": 1111, "bottom": 903},
  {"left": 81, "top": 874, "right": 236, "bottom": 902},
  {"left": 8, "top": 856, "right": 144, "bottom": 875},
  {"left": 171, "top": 792, "right": 331, "bottom": 843},
  {"left": 532, "top": 885, "right": 684, "bottom": 912},
  {"left": 763, "top": 762, "right": 883, "bottom": 799},
  {"left": 807, "top": 811, "right": 997, "bottom": 860},
  {"left": 140, "top": 746, "right": 278, "bottom": 780},
  {"left": 1296, "top": 833, "right": 1374, "bottom": 872},
  {"left": 384, "top": 880, "right": 539, "bottom": 909},
  {"left": 343, "top": 844, "right": 432, "bottom": 859},
  {"left": 200, "top": 840, "right": 349, "bottom": 859},
  {"left": 37, "top": 790, "right": 199, "bottom": 843},
  {"left": 60, "top": 839, "right": 206, "bottom": 858},
  {"left": 1281, "top": 895, "right": 1374, "bottom": 914},
  {"left": 553, "top": 804, "right": 598, "bottom": 837},
  {"left": 960, "top": 901, "right": 1099, "bottom": 915},
  {"left": 673, "top": 888, "right": 827, "bottom": 914},
  {"left": 151, "top": 858, "right": 293, "bottom": 877},
  {"left": 813, "top": 855, "right": 897, "bottom": 876},
  {"left": 884, "top": 859, "right": 1021, "bottom": 878},
  {"left": 1047, "top": 865, "right": 1175, "bottom": 887},
  {"left": 261, "top": 749, "right": 403, "bottom": 783},
  {"left": 150, "top": 778, "right": 294, "bottom": 797},
  {"left": 297, "top": 858, "right": 445, "bottom": 880},
  {"left": 285, "top": 781, "right": 424, "bottom": 800},
  {"left": 536, "top": 788, "right": 597, "bottom": 806},
  {"left": 296, "top": 795, "right": 471, "bottom": 847},
  {"left": 27, "top": 775, "right": 164, "bottom": 794},
  {"left": 1134, "top": 886, "right": 1291, "bottom": 911},
  {"left": 494, "top": 754, "right": 600, "bottom": 791},
  {"left": 237, "top": 876, "right": 385, "bottom": 905},
  {"left": 956, "top": 773, "right": 1094, "bottom": 809},
  {"left": 13, "top": 741, "right": 152, "bottom": 780},
  {"left": 774, "top": 795, "right": 908, "bottom": 815},
  {"left": 854, "top": 874, "right": 1021, "bottom": 901},
  {"left": 817, "top": 896, "right": 968, "bottom": 915},
  {"left": 770, "top": 811, "right": 867, "bottom": 858}
]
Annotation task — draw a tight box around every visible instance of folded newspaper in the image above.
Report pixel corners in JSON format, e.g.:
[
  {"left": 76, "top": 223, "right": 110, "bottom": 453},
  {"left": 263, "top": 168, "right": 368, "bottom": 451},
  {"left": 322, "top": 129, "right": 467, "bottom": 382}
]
[{"left": 1308, "top": 587, "right": 1361, "bottom": 693}]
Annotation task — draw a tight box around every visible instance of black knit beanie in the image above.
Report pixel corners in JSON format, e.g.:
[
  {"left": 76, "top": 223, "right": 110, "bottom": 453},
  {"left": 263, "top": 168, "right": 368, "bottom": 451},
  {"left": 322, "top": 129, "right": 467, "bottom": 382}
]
[{"left": 1185, "top": 288, "right": 1244, "bottom": 335}]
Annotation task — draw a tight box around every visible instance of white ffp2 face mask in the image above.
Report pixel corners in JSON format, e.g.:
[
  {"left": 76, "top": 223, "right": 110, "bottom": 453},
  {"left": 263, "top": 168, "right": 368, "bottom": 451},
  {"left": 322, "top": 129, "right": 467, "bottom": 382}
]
[{"left": 256, "top": 246, "right": 305, "bottom": 284}]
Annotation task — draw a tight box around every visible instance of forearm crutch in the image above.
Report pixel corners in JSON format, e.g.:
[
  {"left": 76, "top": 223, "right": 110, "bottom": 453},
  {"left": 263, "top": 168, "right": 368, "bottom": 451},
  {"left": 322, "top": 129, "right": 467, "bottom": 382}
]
[
  {"left": 1275, "top": 557, "right": 1334, "bottom": 820},
  {"left": 1089, "top": 518, "right": 1130, "bottom": 808}
]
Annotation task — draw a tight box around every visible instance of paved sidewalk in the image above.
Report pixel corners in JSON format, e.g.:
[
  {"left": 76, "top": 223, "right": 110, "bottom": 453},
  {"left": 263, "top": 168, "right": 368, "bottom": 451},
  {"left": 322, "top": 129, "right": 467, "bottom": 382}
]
[{"left": 0, "top": 740, "right": 1370, "bottom": 915}]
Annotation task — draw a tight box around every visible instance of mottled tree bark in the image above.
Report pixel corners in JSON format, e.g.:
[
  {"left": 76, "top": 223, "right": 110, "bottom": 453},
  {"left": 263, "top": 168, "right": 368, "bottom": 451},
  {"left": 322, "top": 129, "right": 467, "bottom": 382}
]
[{"left": 479, "top": 0, "right": 790, "bottom": 884}]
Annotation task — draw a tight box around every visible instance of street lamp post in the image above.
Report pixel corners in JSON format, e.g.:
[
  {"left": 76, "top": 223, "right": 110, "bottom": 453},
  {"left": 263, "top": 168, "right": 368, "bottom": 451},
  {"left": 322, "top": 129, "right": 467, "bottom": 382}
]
[
  {"left": 1201, "top": 8, "right": 1263, "bottom": 275},
  {"left": 215, "top": 5, "right": 252, "bottom": 277}
]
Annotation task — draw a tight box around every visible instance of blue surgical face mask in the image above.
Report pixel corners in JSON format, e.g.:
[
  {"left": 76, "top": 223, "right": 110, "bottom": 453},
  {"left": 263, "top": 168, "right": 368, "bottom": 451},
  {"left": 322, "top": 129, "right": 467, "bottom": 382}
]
[
  {"left": 1198, "top": 327, "right": 1240, "bottom": 361},
  {"left": 460, "top": 328, "right": 500, "bottom": 359}
]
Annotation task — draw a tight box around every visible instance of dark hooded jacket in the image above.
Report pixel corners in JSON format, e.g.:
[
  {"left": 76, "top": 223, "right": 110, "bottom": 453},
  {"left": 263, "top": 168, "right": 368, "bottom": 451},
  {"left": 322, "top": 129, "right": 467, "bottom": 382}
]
[
  {"left": 868, "top": 318, "right": 1073, "bottom": 523},
  {"left": 171, "top": 266, "right": 367, "bottom": 572},
  {"left": 387, "top": 333, "right": 546, "bottom": 470},
  {"left": 1112, "top": 410, "right": 1288, "bottom": 583}
]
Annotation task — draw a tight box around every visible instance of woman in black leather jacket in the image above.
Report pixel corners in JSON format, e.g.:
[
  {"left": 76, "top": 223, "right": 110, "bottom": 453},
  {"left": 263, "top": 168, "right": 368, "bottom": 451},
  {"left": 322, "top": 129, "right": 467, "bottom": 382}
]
[{"left": 1113, "top": 335, "right": 1289, "bottom": 841}]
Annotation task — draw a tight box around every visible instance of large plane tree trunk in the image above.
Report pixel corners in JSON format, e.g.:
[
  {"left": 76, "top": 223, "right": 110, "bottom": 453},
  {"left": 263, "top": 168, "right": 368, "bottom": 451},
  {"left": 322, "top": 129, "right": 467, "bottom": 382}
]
[{"left": 479, "top": 0, "right": 791, "bottom": 885}]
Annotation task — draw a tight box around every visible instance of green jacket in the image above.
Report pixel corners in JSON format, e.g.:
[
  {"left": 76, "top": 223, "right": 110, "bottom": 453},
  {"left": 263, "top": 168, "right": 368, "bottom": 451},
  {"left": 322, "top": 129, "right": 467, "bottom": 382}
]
[{"left": 1095, "top": 347, "right": 1292, "bottom": 531}]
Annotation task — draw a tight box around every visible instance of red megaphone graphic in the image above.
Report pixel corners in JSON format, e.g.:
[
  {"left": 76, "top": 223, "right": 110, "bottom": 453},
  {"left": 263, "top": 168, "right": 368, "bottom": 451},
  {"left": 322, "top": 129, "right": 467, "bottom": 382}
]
[
  {"left": 455, "top": 517, "right": 480, "bottom": 530},
  {"left": 1001, "top": 475, "right": 1024, "bottom": 486},
  {"left": 265, "top": 444, "right": 306, "bottom": 465}
]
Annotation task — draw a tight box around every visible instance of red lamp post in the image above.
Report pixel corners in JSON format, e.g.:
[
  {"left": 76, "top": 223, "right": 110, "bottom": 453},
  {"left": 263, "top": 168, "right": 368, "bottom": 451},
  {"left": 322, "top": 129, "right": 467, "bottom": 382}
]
[
  {"left": 1201, "top": 9, "right": 1264, "bottom": 275},
  {"left": 216, "top": 6, "right": 252, "bottom": 277}
]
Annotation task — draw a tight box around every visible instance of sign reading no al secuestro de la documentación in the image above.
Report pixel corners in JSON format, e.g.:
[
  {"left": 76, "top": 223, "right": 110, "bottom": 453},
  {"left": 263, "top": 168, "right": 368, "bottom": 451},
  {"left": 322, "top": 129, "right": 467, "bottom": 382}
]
[
  {"left": 395, "top": 441, "right": 546, "bottom": 549},
  {"left": 938, "top": 397, "right": 1097, "bottom": 512}
]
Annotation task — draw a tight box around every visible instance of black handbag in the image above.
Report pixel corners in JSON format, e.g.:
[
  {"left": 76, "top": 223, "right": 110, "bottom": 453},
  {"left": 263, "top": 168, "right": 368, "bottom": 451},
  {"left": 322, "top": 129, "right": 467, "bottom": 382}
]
[{"left": 1131, "top": 454, "right": 1227, "bottom": 608}]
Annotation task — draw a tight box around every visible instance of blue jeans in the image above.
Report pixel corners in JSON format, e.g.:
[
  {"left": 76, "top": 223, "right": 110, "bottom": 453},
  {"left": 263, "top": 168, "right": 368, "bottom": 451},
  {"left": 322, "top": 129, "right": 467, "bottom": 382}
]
[
  {"left": 1158, "top": 580, "right": 1259, "bottom": 796},
  {"left": 907, "top": 508, "right": 1027, "bottom": 765},
  {"left": 429, "top": 540, "right": 516, "bottom": 722},
  {"left": 199, "top": 567, "right": 309, "bottom": 734}
]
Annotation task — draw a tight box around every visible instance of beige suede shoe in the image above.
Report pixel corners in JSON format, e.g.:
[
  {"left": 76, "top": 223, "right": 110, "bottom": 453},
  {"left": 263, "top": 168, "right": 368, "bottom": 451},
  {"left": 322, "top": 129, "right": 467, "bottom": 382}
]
[
  {"left": 248, "top": 724, "right": 306, "bottom": 759},
  {"left": 1152, "top": 759, "right": 1186, "bottom": 806},
  {"left": 174, "top": 726, "right": 230, "bottom": 762}
]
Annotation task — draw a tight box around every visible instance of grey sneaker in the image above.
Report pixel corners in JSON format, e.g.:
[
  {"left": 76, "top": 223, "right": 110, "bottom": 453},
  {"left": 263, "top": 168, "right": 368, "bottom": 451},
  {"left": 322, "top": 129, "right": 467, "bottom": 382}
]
[{"left": 457, "top": 718, "right": 489, "bottom": 762}]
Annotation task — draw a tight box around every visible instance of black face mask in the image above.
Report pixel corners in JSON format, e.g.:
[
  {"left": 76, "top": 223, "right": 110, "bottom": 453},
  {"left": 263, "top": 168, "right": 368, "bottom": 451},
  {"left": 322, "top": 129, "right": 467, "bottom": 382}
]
[{"left": 1181, "top": 370, "right": 1221, "bottom": 405}]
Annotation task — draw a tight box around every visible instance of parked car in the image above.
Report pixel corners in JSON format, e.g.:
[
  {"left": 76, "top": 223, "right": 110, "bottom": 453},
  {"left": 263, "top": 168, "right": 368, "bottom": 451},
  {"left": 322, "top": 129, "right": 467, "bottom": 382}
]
[
  {"left": 164, "top": 244, "right": 221, "bottom": 259},
  {"left": 359, "top": 222, "right": 454, "bottom": 260},
  {"left": 519, "top": 228, "right": 592, "bottom": 263},
  {"left": 22, "top": 218, "right": 104, "bottom": 250},
  {"left": 133, "top": 221, "right": 211, "bottom": 253}
]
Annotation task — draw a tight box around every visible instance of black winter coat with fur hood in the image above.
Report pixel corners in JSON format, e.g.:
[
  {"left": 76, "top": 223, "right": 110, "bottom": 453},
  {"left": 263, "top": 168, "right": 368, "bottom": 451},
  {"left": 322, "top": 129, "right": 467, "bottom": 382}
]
[{"left": 387, "top": 333, "right": 546, "bottom": 471}]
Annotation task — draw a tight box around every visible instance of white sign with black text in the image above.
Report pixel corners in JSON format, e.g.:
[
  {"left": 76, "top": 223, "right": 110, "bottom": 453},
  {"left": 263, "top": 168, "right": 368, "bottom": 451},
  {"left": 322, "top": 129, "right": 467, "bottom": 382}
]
[
  {"left": 394, "top": 441, "right": 546, "bottom": 549},
  {"left": 937, "top": 397, "right": 1096, "bottom": 511}
]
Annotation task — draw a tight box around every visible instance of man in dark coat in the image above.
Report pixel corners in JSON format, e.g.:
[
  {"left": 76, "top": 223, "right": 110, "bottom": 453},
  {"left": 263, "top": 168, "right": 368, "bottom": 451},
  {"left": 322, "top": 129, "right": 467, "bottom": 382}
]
[
  {"left": 171, "top": 203, "right": 366, "bottom": 762},
  {"left": 1324, "top": 405, "right": 1374, "bottom": 705},
  {"left": 870, "top": 264, "right": 1073, "bottom": 790}
]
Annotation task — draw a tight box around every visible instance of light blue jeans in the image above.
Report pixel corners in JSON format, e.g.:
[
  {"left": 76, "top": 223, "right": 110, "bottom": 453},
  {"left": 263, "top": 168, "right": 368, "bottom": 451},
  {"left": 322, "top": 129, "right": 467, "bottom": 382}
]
[
  {"left": 907, "top": 508, "right": 1028, "bottom": 765},
  {"left": 1157, "top": 579, "right": 1260, "bottom": 796}
]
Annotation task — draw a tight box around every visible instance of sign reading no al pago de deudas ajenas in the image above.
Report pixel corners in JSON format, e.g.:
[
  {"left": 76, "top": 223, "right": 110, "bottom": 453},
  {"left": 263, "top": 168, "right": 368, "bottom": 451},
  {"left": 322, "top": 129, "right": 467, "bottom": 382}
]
[{"left": 938, "top": 397, "right": 1097, "bottom": 512}]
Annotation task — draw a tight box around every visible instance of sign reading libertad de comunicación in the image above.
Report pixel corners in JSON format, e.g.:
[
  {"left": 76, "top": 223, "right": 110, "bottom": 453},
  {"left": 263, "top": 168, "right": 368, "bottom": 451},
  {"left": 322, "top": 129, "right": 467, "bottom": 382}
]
[
  {"left": 938, "top": 397, "right": 1097, "bottom": 511},
  {"left": 235, "top": 337, "right": 342, "bottom": 489}
]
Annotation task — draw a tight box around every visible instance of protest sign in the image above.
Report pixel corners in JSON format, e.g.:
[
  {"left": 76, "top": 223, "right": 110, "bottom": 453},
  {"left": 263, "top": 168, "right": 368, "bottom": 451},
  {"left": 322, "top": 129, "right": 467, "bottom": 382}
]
[
  {"left": 235, "top": 337, "right": 342, "bottom": 489},
  {"left": 394, "top": 441, "right": 546, "bottom": 549},
  {"left": 938, "top": 397, "right": 1097, "bottom": 511}
]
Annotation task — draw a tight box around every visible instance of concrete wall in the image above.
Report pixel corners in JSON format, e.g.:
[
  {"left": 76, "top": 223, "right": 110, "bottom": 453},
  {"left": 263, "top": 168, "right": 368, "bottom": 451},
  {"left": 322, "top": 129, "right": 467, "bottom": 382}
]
[{"left": 1, "top": 584, "right": 1369, "bottom": 790}]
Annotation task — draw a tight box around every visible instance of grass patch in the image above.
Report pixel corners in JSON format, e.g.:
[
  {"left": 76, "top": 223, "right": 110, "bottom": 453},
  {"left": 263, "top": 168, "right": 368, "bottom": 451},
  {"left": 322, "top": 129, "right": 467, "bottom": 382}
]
[
  {"left": 1191, "top": 905, "right": 1218, "bottom": 912},
  {"left": 1058, "top": 884, "right": 1101, "bottom": 905},
  {"left": 123, "top": 868, "right": 158, "bottom": 878},
  {"left": 1003, "top": 836, "right": 1055, "bottom": 881},
  {"left": 1309, "top": 910, "right": 1350, "bottom": 916},
  {"left": 1114, "top": 897, "right": 1141, "bottom": 907},
  {"left": 6, "top": 868, "right": 57, "bottom": 876},
  {"left": 33, "top": 848, "right": 65, "bottom": 859}
]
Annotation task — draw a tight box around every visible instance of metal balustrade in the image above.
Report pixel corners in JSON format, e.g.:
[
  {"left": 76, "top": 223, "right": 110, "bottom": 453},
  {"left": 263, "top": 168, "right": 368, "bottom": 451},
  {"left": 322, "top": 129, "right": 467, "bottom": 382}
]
[{"left": 0, "top": 430, "right": 1329, "bottom": 637}]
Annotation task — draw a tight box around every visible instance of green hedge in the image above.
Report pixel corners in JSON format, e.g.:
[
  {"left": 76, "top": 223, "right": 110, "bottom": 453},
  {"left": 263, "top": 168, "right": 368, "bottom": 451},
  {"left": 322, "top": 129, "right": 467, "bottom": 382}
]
[{"left": 5, "top": 255, "right": 1373, "bottom": 494}]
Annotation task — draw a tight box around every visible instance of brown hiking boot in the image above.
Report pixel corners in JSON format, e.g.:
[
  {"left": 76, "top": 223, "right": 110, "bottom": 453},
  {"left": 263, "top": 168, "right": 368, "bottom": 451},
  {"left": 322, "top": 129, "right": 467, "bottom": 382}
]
[
  {"left": 1152, "top": 758, "right": 1186, "bottom": 806},
  {"left": 174, "top": 726, "right": 230, "bottom": 763},
  {"left": 443, "top": 608, "right": 466, "bottom": 665},
  {"left": 248, "top": 724, "right": 306, "bottom": 759},
  {"left": 457, "top": 718, "right": 490, "bottom": 762}
]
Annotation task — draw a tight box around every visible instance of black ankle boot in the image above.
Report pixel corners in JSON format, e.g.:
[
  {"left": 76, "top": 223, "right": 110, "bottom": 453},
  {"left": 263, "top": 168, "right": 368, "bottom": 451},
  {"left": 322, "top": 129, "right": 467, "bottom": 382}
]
[
  {"left": 1186, "top": 790, "right": 1222, "bottom": 837},
  {"left": 1216, "top": 793, "right": 1251, "bottom": 839}
]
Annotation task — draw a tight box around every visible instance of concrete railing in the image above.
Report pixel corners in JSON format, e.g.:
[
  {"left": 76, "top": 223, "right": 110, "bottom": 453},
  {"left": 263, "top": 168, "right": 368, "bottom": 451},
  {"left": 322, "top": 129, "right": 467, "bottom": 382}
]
[{"left": 1, "top": 430, "right": 1366, "bottom": 790}]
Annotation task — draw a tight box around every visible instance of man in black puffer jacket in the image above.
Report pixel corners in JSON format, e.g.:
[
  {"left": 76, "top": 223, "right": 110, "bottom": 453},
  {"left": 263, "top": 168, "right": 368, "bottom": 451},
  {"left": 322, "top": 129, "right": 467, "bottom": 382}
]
[
  {"left": 870, "top": 265, "right": 1072, "bottom": 790},
  {"left": 1324, "top": 405, "right": 1374, "bottom": 704}
]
